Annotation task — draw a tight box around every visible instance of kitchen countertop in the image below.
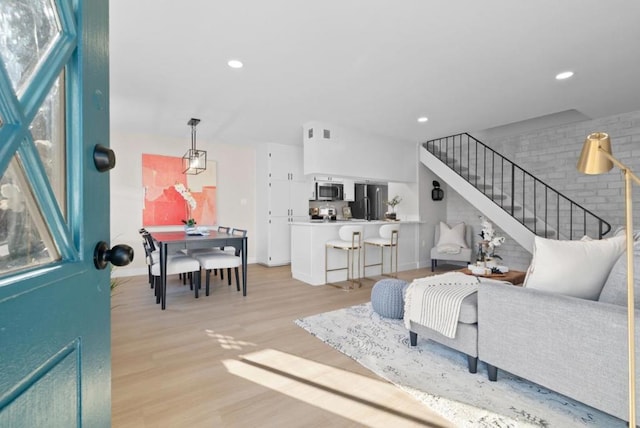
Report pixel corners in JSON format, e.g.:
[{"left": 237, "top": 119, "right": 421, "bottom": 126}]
[{"left": 291, "top": 219, "right": 422, "bottom": 226}]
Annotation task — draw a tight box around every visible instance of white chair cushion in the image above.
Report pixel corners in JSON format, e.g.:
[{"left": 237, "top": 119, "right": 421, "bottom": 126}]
[
  {"left": 364, "top": 237, "right": 396, "bottom": 247},
  {"left": 523, "top": 234, "right": 625, "bottom": 300},
  {"left": 435, "top": 244, "right": 462, "bottom": 254},
  {"left": 195, "top": 253, "right": 242, "bottom": 270},
  {"left": 436, "top": 222, "right": 468, "bottom": 249},
  {"left": 151, "top": 255, "right": 200, "bottom": 276},
  {"left": 326, "top": 239, "right": 361, "bottom": 249}
]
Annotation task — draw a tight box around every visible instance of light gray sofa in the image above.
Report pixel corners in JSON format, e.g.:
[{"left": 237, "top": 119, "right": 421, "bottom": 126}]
[{"left": 478, "top": 247, "right": 640, "bottom": 422}]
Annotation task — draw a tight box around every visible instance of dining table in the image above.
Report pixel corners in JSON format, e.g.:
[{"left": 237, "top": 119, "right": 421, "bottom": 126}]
[{"left": 150, "top": 230, "right": 248, "bottom": 310}]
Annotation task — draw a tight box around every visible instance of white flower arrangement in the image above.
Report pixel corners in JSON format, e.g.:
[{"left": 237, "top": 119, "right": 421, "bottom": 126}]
[
  {"left": 174, "top": 182, "right": 197, "bottom": 226},
  {"left": 478, "top": 216, "right": 505, "bottom": 259}
]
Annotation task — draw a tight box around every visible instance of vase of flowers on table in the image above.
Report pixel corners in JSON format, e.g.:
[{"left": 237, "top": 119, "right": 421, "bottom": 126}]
[
  {"left": 385, "top": 195, "right": 402, "bottom": 220},
  {"left": 174, "top": 182, "right": 197, "bottom": 232},
  {"left": 477, "top": 216, "right": 505, "bottom": 266}
]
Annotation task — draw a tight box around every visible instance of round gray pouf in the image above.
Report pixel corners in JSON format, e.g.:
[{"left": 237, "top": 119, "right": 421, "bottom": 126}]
[{"left": 371, "top": 278, "right": 409, "bottom": 319}]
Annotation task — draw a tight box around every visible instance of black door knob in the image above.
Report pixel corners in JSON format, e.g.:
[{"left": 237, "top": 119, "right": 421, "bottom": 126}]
[
  {"left": 94, "top": 241, "right": 134, "bottom": 270},
  {"left": 93, "top": 144, "right": 116, "bottom": 172}
]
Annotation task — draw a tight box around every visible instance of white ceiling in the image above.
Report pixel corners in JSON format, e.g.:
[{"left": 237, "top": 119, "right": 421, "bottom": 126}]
[{"left": 109, "top": 0, "right": 640, "bottom": 148}]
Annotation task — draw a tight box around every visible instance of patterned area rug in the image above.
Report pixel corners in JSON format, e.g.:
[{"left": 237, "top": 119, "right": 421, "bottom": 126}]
[{"left": 295, "top": 303, "right": 623, "bottom": 427}]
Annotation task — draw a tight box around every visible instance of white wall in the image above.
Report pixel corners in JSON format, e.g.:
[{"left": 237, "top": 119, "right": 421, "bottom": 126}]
[
  {"left": 110, "top": 132, "right": 256, "bottom": 277},
  {"left": 418, "top": 144, "right": 448, "bottom": 267},
  {"left": 303, "top": 121, "right": 416, "bottom": 183}
]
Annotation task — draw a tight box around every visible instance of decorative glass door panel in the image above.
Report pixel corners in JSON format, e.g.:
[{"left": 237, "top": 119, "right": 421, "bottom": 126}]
[
  {"left": 0, "top": 0, "right": 61, "bottom": 95},
  {"left": 0, "top": 0, "right": 114, "bottom": 426}
]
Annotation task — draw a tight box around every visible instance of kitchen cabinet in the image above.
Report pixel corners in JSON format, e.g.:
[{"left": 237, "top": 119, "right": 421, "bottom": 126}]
[
  {"left": 256, "top": 143, "right": 308, "bottom": 266},
  {"left": 311, "top": 175, "right": 342, "bottom": 182},
  {"left": 342, "top": 178, "right": 355, "bottom": 202}
]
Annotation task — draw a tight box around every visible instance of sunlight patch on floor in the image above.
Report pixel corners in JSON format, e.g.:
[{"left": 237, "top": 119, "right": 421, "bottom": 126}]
[
  {"left": 223, "top": 348, "right": 453, "bottom": 428},
  {"left": 204, "top": 329, "right": 257, "bottom": 350}
]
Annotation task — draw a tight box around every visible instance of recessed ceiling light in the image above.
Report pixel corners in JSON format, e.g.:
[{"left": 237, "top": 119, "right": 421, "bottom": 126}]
[
  {"left": 555, "top": 71, "right": 574, "bottom": 80},
  {"left": 228, "top": 59, "right": 243, "bottom": 69},
  {"left": 417, "top": 117, "right": 428, "bottom": 123}
]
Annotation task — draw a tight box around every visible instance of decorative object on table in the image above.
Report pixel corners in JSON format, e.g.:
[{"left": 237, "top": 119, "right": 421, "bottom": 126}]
[
  {"left": 174, "top": 182, "right": 197, "bottom": 230},
  {"left": 476, "top": 216, "right": 505, "bottom": 266},
  {"left": 384, "top": 195, "right": 402, "bottom": 220},
  {"left": 182, "top": 118, "right": 207, "bottom": 175},
  {"left": 295, "top": 303, "right": 622, "bottom": 427},
  {"left": 431, "top": 180, "right": 444, "bottom": 201},
  {"left": 577, "top": 131, "right": 640, "bottom": 426},
  {"left": 467, "top": 264, "right": 509, "bottom": 276}
]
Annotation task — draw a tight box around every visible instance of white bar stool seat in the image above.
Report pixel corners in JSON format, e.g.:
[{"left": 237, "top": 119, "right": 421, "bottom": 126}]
[
  {"left": 364, "top": 223, "right": 400, "bottom": 277},
  {"left": 325, "top": 225, "right": 364, "bottom": 289}
]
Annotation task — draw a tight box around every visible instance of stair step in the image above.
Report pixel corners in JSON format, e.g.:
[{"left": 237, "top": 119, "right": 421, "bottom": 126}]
[
  {"left": 500, "top": 205, "right": 523, "bottom": 212},
  {"left": 535, "top": 230, "right": 556, "bottom": 238}
]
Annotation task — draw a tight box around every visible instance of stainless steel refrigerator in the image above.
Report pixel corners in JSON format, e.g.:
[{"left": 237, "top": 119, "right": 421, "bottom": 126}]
[{"left": 349, "top": 183, "right": 388, "bottom": 220}]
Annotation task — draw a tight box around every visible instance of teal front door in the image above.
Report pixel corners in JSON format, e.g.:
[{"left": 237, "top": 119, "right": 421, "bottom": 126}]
[{"left": 0, "top": 1, "right": 124, "bottom": 426}]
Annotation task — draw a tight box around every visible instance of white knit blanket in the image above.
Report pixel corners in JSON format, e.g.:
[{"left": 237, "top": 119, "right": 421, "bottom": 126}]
[{"left": 403, "top": 272, "right": 479, "bottom": 339}]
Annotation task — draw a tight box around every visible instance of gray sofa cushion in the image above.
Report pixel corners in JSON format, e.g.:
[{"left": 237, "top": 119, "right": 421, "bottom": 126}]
[
  {"left": 598, "top": 246, "right": 640, "bottom": 306},
  {"left": 458, "top": 292, "right": 478, "bottom": 324}
]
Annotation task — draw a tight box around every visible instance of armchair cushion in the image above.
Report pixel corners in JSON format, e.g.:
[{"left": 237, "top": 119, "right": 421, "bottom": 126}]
[
  {"left": 436, "top": 221, "right": 468, "bottom": 252},
  {"left": 523, "top": 234, "right": 625, "bottom": 300}
]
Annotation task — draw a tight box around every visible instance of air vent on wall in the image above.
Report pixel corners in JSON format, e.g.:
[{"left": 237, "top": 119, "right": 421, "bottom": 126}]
[{"left": 323, "top": 129, "right": 330, "bottom": 139}]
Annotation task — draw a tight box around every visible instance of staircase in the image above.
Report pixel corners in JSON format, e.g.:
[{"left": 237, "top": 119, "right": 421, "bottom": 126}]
[{"left": 420, "top": 133, "right": 611, "bottom": 254}]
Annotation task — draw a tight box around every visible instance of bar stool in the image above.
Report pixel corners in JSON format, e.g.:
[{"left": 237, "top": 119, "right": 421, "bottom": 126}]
[
  {"left": 325, "top": 225, "right": 364, "bottom": 289},
  {"left": 364, "top": 223, "right": 400, "bottom": 277}
]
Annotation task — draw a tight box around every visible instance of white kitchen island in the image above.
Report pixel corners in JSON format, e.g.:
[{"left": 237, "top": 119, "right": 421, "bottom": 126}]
[{"left": 290, "top": 220, "right": 423, "bottom": 285}]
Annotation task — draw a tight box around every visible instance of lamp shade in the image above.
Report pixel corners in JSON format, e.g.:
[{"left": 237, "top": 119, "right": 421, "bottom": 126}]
[{"left": 577, "top": 132, "right": 614, "bottom": 175}]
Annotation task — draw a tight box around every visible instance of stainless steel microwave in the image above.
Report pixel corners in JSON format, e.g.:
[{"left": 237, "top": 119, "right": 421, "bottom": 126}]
[{"left": 316, "top": 182, "right": 343, "bottom": 201}]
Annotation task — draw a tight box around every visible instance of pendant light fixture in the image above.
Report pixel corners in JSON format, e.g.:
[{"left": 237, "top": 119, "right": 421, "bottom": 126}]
[{"left": 182, "top": 118, "right": 206, "bottom": 175}]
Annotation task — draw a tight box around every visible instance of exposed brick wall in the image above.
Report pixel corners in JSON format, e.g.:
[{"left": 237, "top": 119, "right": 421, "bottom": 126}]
[{"left": 445, "top": 110, "right": 640, "bottom": 271}]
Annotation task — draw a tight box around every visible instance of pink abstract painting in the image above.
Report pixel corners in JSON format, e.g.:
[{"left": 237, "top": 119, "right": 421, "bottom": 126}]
[{"left": 142, "top": 154, "right": 217, "bottom": 226}]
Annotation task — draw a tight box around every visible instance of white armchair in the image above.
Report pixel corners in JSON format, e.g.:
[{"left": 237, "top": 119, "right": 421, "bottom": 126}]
[{"left": 430, "top": 222, "right": 472, "bottom": 271}]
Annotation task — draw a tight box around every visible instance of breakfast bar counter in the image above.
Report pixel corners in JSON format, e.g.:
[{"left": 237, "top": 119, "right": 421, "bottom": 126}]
[{"left": 290, "top": 220, "right": 423, "bottom": 285}]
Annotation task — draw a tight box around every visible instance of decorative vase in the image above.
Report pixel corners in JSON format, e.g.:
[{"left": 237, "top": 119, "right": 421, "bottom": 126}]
[{"left": 185, "top": 225, "right": 196, "bottom": 234}]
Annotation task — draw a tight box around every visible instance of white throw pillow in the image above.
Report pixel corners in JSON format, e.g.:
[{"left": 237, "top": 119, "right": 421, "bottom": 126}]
[
  {"left": 436, "top": 222, "right": 468, "bottom": 250},
  {"left": 523, "top": 234, "right": 625, "bottom": 300}
]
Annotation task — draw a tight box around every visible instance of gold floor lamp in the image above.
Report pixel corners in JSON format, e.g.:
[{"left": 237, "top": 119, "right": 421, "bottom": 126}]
[{"left": 577, "top": 132, "right": 640, "bottom": 426}]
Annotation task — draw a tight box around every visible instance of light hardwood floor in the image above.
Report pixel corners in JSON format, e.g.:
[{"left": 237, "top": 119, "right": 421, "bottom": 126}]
[{"left": 111, "top": 264, "right": 457, "bottom": 427}]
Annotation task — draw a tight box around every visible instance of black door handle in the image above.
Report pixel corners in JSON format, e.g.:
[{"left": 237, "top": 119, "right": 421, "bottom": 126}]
[
  {"left": 94, "top": 241, "right": 134, "bottom": 269},
  {"left": 94, "top": 144, "right": 116, "bottom": 172}
]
